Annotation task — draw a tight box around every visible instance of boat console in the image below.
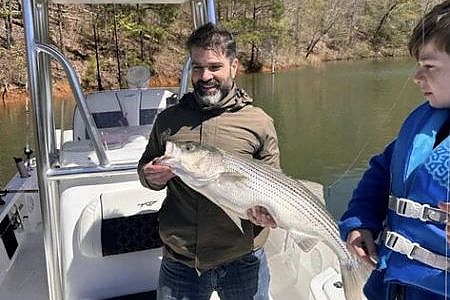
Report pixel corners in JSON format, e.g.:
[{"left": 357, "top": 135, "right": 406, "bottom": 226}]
[{"left": 61, "top": 182, "right": 165, "bottom": 299}]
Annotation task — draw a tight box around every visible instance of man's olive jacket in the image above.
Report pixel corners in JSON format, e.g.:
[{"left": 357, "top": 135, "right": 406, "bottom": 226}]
[{"left": 137, "top": 85, "right": 280, "bottom": 271}]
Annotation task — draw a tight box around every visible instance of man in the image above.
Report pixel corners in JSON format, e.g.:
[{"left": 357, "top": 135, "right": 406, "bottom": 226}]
[
  {"left": 138, "top": 22, "right": 279, "bottom": 300},
  {"left": 339, "top": 1, "right": 450, "bottom": 299}
]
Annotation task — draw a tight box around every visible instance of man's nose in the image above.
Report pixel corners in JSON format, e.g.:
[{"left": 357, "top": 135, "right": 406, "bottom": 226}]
[{"left": 200, "top": 69, "right": 213, "bottom": 81}]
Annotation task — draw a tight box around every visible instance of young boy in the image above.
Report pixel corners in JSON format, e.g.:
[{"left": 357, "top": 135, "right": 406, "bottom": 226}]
[{"left": 339, "top": 1, "right": 450, "bottom": 299}]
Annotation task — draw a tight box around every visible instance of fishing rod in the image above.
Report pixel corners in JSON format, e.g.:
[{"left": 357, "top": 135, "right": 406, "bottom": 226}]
[{"left": 0, "top": 188, "right": 39, "bottom": 205}]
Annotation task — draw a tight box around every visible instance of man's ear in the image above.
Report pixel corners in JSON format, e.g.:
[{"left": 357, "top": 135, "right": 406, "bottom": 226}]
[{"left": 231, "top": 58, "right": 238, "bottom": 78}]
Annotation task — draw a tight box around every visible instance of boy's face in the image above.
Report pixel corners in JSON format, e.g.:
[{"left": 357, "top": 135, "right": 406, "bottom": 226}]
[
  {"left": 414, "top": 42, "right": 450, "bottom": 108},
  {"left": 190, "top": 46, "right": 238, "bottom": 107}
]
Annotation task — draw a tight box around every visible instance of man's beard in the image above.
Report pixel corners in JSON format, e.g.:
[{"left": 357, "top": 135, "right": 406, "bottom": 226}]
[{"left": 193, "top": 79, "right": 231, "bottom": 107}]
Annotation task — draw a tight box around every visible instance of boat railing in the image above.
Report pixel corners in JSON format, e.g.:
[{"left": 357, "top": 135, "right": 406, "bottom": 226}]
[
  {"left": 34, "top": 43, "right": 110, "bottom": 167},
  {"left": 46, "top": 163, "right": 137, "bottom": 181},
  {"left": 21, "top": 0, "right": 217, "bottom": 299}
]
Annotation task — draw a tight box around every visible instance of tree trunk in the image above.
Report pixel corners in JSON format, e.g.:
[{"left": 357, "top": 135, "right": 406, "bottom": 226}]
[
  {"left": 93, "top": 10, "right": 103, "bottom": 91},
  {"left": 249, "top": 2, "right": 257, "bottom": 70},
  {"left": 372, "top": 1, "right": 400, "bottom": 48},
  {"left": 113, "top": 4, "right": 122, "bottom": 88},
  {"left": 305, "top": 32, "right": 322, "bottom": 58},
  {"left": 137, "top": 4, "right": 144, "bottom": 61},
  {"left": 57, "top": 4, "right": 64, "bottom": 52},
  {"left": 4, "top": 0, "right": 14, "bottom": 48},
  {"left": 294, "top": 0, "right": 302, "bottom": 53},
  {"left": 347, "top": 0, "right": 358, "bottom": 46}
]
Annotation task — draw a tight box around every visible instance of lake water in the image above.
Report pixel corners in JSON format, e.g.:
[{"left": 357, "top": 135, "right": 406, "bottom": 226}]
[
  {"left": 237, "top": 58, "right": 422, "bottom": 218},
  {"left": 0, "top": 58, "right": 423, "bottom": 219}
]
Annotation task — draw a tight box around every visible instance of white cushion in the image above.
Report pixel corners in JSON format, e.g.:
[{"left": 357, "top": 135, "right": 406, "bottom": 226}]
[{"left": 76, "top": 187, "right": 164, "bottom": 258}]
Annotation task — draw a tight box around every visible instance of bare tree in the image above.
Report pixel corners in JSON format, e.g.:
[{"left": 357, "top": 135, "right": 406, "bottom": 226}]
[
  {"left": 371, "top": 0, "right": 402, "bottom": 48},
  {"left": 112, "top": 4, "right": 122, "bottom": 88},
  {"left": 2, "top": 0, "right": 14, "bottom": 48},
  {"left": 294, "top": 0, "right": 302, "bottom": 52},
  {"left": 305, "top": 0, "right": 343, "bottom": 58},
  {"left": 57, "top": 4, "right": 64, "bottom": 52},
  {"left": 92, "top": 8, "right": 103, "bottom": 91}
]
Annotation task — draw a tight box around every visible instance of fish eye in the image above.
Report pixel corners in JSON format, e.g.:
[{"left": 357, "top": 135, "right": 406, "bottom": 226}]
[{"left": 184, "top": 143, "right": 196, "bottom": 151}]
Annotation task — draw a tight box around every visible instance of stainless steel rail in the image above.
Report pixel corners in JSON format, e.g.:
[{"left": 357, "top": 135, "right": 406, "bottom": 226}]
[
  {"left": 46, "top": 164, "right": 138, "bottom": 180},
  {"left": 35, "top": 43, "right": 110, "bottom": 166},
  {"left": 22, "top": 1, "right": 62, "bottom": 299},
  {"left": 179, "top": 0, "right": 216, "bottom": 98},
  {"left": 21, "top": 1, "right": 217, "bottom": 299},
  {"left": 22, "top": 1, "right": 110, "bottom": 299}
]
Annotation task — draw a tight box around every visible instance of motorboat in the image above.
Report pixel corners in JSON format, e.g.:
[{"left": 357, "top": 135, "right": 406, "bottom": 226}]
[{"left": 0, "top": 0, "right": 347, "bottom": 299}]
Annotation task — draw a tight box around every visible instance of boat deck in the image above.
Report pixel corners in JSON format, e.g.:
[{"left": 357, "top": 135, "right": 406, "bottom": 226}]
[
  {"left": 0, "top": 226, "right": 223, "bottom": 300},
  {"left": 0, "top": 228, "right": 49, "bottom": 300}
]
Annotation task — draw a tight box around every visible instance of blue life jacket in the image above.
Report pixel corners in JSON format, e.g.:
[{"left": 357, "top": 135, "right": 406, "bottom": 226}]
[{"left": 377, "top": 102, "right": 450, "bottom": 297}]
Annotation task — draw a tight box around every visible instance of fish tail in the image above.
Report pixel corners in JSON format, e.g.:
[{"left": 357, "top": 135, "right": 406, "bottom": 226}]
[{"left": 339, "top": 255, "right": 372, "bottom": 300}]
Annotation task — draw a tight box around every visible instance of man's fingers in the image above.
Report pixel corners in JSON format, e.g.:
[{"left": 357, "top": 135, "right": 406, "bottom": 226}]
[
  {"left": 247, "top": 207, "right": 256, "bottom": 220},
  {"left": 246, "top": 206, "right": 277, "bottom": 228},
  {"left": 143, "top": 162, "right": 175, "bottom": 186},
  {"left": 262, "top": 212, "right": 277, "bottom": 228}
]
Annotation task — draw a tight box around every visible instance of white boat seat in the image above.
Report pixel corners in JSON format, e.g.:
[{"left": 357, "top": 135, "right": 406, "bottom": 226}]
[
  {"left": 77, "top": 189, "right": 162, "bottom": 257},
  {"left": 60, "top": 183, "right": 166, "bottom": 300},
  {"left": 72, "top": 88, "right": 173, "bottom": 142}
]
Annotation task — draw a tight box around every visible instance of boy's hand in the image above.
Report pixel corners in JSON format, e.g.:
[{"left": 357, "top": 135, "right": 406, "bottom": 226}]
[{"left": 346, "top": 229, "right": 378, "bottom": 268}]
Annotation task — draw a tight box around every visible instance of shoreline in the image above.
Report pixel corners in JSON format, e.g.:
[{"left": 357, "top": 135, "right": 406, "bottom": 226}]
[
  {"left": 1, "top": 70, "right": 252, "bottom": 103},
  {"left": 2, "top": 76, "right": 181, "bottom": 103},
  {"left": 2, "top": 55, "right": 412, "bottom": 104}
]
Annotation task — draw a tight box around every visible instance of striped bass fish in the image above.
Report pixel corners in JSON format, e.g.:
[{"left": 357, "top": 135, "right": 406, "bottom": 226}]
[{"left": 157, "top": 141, "right": 372, "bottom": 300}]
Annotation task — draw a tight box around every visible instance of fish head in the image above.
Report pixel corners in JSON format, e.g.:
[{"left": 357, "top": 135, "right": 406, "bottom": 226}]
[{"left": 158, "top": 141, "right": 226, "bottom": 187}]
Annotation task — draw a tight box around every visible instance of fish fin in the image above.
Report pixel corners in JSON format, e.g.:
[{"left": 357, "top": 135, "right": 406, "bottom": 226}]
[
  {"left": 289, "top": 230, "right": 320, "bottom": 252},
  {"left": 220, "top": 206, "right": 244, "bottom": 233}
]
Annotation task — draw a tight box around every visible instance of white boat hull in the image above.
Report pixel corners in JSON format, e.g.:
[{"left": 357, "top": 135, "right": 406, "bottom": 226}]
[{"left": 0, "top": 170, "right": 346, "bottom": 300}]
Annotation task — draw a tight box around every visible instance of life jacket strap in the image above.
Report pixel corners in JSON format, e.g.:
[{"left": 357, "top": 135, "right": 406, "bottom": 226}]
[
  {"left": 383, "top": 231, "right": 450, "bottom": 271},
  {"left": 388, "top": 196, "right": 448, "bottom": 224}
]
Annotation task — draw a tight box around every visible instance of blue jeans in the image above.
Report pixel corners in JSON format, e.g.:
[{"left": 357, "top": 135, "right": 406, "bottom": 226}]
[{"left": 157, "top": 248, "right": 270, "bottom": 300}]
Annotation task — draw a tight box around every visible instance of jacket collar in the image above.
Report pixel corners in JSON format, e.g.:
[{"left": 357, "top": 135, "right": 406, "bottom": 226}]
[{"left": 180, "top": 84, "right": 253, "bottom": 113}]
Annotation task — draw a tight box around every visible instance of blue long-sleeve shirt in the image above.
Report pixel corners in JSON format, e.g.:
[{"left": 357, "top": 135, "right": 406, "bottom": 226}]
[{"left": 338, "top": 141, "right": 395, "bottom": 241}]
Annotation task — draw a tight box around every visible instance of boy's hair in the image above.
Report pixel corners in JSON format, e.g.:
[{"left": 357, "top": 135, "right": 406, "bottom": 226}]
[
  {"left": 409, "top": 0, "right": 450, "bottom": 59},
  {"left": 186, "top": 22, "right": 236, "bottom": 60}
]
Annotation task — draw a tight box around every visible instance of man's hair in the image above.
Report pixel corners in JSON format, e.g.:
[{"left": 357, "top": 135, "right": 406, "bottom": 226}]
[
  {"left": 186, "top": 22, "right": 236, "bottom": 60},
  {"left": 409, "top": 0, "right": 450, "bottom": 59}
]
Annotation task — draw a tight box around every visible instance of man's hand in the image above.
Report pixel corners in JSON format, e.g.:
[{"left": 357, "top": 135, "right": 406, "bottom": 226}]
[
  {"left": 346, "top": 229, "right": 378, "bottom": 268},
  {"left": 247, "top": 206, "right": 277, "bottom": 228},
  {"left": 141, "top": 159, "right": 175, "bottom": 186},
  {"left": 438, "top": 202, "right": 450, "bottom": 244}
]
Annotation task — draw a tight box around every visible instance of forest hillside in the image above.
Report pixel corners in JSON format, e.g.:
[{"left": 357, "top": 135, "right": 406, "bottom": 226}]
[{"left": 0, "top": 0, "right": 442, "bottom": 96}]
